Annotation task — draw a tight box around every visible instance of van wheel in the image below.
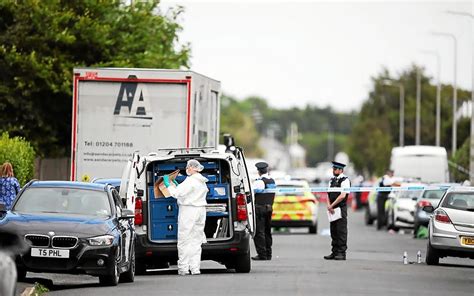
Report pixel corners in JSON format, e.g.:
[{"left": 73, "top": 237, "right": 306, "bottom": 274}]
[
  {"left": 234, "top": 251, "right": 251, "bottom": 273},
  {"left": 309, "top": 221, "right": 318, "bottom": 234},
  {"left": 364, "top": 206, "right": 374, "bottom": 225},
  {"left": 426, "top": 241, "right": 439, "bottom": 265}
]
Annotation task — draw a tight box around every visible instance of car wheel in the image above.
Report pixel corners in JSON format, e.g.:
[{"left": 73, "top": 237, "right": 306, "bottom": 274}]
[
  {"left": 16, "top": 267, "right": 26, "bottom": 282},
  {"left": 413, "top": 222, "right": 419, "bottom": 238},
  {"left": 426, "top": 241, "right": 439, "bottom": 265},
  {"left": 119, "top": 248, "right": 135, "bottom": 283},
  {"left": 309, "top": 221, "right": 318, "bottom": 234},
  {"left": 99, "top": 260, "right": 120, "bottom": 286},
  {"left": 234, "top": 251, "right": 251, "bottom": 273}
]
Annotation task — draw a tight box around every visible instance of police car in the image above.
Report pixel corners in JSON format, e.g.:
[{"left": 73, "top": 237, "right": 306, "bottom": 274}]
[{"left": 271, "top": 179, "right": 319, "bottom": 233}]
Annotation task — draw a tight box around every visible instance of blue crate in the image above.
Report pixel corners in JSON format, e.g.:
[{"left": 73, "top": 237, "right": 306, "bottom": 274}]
[
  {"left": 204, "top": 175, "right": 218, "bottom": 183},
  {"left": 207, "top": 184, "right": 229, "bottom": 200},
  {"left": 156, "top": 162, "right": 186, "bottom": 172},
  {"left": 151, "top": 221, "right": 178, "bottom": 240},
  {"left": 202, "top": 161, "right": 219, "bottom": 169},
  {"left": 150, "top": 200, "right": 178, "bottom": 220}
]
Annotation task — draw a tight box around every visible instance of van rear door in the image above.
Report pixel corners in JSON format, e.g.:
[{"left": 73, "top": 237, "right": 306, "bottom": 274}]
[
  {"left": 236, "top": 148, "right": 256, "bottom": 235},
  {"left": 119, "top": 153, "right": 139, "bottom": 210}
]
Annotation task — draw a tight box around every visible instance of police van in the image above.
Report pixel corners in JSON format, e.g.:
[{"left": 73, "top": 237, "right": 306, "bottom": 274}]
[{"left": 120, "top": 144, "right": 256, "bottom": 273}]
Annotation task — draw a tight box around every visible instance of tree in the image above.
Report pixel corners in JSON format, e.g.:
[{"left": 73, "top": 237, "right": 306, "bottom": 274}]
[
  {"left": 0, "top": 0, "right": 190, "bottom": 157},
  {"left": 348, "top": 65, "right": 471, "bottom": 176}
]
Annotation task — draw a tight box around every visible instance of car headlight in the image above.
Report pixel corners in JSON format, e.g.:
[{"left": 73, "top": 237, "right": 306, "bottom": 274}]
[{"left": 87, "top": 235, "right": 114, "bottom": 246}]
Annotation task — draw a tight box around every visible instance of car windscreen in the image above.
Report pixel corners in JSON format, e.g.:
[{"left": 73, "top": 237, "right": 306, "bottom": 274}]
[
  {"left": 13, "top": 187, "right": 111, "bottom": 217},
  {"left": 441, "top": 192, "right": 474, "bottom": 211},
  {"left": 421, "top": 189, "right": 446, "bottom": 200},
  {"left": 397, "top": 190, "right": 423, "bottom": 199}
]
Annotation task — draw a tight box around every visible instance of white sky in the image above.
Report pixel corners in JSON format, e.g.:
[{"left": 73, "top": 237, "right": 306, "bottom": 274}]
[{"left": 160, "top": 0, "right": 473, "bottom": 112}]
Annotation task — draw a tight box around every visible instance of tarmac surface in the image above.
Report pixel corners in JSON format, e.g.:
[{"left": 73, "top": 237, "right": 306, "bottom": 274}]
[{"left": 16, "top": 205, "right": 474, "bottom": 295}]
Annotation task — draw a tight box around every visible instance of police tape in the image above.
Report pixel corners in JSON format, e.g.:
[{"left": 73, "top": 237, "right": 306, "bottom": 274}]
[{"left": 261, "top": 185, "right": 452, "bottom": 194}]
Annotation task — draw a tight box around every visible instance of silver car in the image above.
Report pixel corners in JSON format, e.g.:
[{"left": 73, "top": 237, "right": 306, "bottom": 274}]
[{"left": 425, "top": 187, "right": 474, "bottom": 265}]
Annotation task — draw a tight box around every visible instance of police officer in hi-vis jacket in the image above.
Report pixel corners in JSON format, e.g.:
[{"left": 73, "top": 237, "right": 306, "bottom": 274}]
[
  {"left": 324, "top": 161, "right": 350, "bottom": 261},
  {"left": 252, "top": 162, "right": 276, "bottom": 261}
]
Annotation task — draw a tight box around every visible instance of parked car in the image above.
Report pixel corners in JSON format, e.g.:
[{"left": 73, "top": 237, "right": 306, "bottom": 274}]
[
  {"left": 413, "top": 186, "right": 453, "bottom": 237},
  {"left": 0, "top": 181, "right": 135, "bottom": 286},
  {"left": 121, "top": 147, "right": 256, "bottom": 274},
  {"left": 425, "top": 187, "right": 474, "bottom": 265},
  {"left": 385, "top": 183, "right": 425, "bottom": 230},
  {"left": 271, "top": 179, "right": 319, "bottom": 234}
]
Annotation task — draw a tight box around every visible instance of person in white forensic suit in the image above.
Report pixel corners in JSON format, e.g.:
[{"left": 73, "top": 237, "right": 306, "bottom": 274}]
[{"left": 164, "top": 159, "right": 209, "bottom": 276}]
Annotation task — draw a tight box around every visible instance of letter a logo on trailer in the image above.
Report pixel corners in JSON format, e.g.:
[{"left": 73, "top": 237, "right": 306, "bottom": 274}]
[{"left": 114, "top": 75, "right": 152, "bottom": 120}]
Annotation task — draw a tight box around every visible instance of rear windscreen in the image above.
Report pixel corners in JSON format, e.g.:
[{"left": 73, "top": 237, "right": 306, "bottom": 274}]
[
  {"left": 441, "top": 192, "right": 474, "bottom": 211},
  {"left": 421, "top": 189, "right": 446, "bottom": 200}
]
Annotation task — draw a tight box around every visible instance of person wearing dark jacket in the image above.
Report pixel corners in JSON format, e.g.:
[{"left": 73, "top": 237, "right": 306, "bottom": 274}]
[
  {"left": 324, "top": 161, "right": 350, "bottom": 261},
  {"left": 252, "top": 162, "right": 276, "bottom": 261}
]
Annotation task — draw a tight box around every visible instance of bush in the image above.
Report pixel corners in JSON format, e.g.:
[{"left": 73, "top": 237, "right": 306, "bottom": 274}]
[{"left": 0, "top": 132, "right": 35, "bottom": 186}]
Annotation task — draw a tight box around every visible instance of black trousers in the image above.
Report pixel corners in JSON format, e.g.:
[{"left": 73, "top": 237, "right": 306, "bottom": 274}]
[
  {"left": 376, "top": 193, "right": 389, "bottom": 230},
  {"left": 330, "top": 205, "right": 347, "bottom": 255},
  {"left": 254, "top": 204, "right": 273, "bottom": 258}
]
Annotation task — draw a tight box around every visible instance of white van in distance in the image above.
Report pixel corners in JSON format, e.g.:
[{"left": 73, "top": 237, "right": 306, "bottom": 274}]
[{"left": 390, "top": 146, "right": 449, "bottom": 183}]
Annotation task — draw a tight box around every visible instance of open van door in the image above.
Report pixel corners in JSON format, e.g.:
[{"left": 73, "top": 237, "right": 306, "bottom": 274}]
[
  {"left": 236, "top": 148, "right": 256, "bottom": 236},
  {"left": 120, "top": 153, "right": 139, "bottom": 210}
]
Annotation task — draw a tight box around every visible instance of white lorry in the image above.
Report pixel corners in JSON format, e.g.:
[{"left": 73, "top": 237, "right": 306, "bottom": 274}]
[{"left": 70, "top": 68, "right": 221, "bottom": 181}]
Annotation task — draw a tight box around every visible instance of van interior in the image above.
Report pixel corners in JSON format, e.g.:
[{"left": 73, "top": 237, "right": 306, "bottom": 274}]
[{"left": 146, "top": 158, "right": 233, "bottom": 243}]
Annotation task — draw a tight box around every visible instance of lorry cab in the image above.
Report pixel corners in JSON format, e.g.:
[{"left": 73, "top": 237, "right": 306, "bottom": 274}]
[{"left": 120, "top": 146, "right": 255, "bottom": 273}]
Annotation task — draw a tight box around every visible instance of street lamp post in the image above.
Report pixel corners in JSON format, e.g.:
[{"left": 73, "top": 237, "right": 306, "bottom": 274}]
[
  {"left": 382, "top": 79, "right": 405, "bottom": 147},
  {"left": 416, "top": 68, "right": 422, "bottom": 145},
  {"left": 431, "top": 31, "right": 458, "bottom": 155},
  {"left": 446, "top": 10, "right": 474, "bottom": 182},
  {"left": 420, "top": 49, "right": 442, "bottom": 146}
]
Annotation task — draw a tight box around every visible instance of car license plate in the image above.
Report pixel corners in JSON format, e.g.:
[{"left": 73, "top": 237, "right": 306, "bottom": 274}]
[
  {"left": 461, "top": 237, "right": 474, "bottom": 246},
  {"left": 31, "top": 248, "right": 70, "bottom": 258}
]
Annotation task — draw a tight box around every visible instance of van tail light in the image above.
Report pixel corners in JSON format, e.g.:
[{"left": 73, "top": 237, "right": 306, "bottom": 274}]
[
  {"left": 236, "top": 193, "right": 248, "bottom": 221},
  {"left": 135, "top": 197, "right": 143, "bottom": 226},
  {"left": 418, "top": 200, "right": 432, "bottom": 208},
  {"left": 434, "top": 209, "right": 451, "bottom": 224}
]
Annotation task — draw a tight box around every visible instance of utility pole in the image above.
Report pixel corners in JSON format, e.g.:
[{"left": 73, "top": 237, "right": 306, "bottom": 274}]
[
  {"left": 445, "top": 10, "right": 473, "bottom": 182},
  {"left": 420, "top": 50, "right": 442, "bottom": 146},
  {"left": 416, "top": 68, "right": 421, "bottom": 145},
  {"left": 431, "top": 31, "right": 458, "bottom": 155}
]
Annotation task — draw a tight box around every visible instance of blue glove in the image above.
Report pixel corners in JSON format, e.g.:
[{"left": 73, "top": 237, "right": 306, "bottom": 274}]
[
  {"left": 163, "top": 175, "right": 170, "bottom": 187},
  {"left": 173, "top": 180, "right": 179, "bottom": 186}
]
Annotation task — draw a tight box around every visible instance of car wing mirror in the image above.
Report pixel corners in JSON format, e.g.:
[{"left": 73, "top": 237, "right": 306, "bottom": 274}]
[
  {"left": 119, "top": 209, "right": 135, "bottom": 219},
  {"left": 422, "top": 205, "right": 435, "bottom": 213}
]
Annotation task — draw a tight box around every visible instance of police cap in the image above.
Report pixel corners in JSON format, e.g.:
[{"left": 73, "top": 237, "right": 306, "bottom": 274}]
[
  {"left": 255, "top": 162, "right": 269, "bottom": 170},
  {"left": 331, "top": 161, "right": 346, "bottom": 169}
]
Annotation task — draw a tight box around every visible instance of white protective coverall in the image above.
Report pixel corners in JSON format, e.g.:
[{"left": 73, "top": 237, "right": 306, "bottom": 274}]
[{"left": 167, "top": 172, "right": 209, "bottom": 274}]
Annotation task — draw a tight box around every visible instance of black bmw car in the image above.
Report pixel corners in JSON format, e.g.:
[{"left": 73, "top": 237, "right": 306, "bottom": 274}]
[{"left": 0, "top": 181, "right": 135, "bottom": 286}]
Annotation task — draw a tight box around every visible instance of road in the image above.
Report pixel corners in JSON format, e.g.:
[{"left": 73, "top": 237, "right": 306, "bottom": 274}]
[{"left": 17, "top": 206, "right": 474, "bottom": 295}]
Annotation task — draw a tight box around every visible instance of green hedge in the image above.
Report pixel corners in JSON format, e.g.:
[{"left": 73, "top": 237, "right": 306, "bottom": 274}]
[{"left": 0, "top": 132, "right": 36, "bottom": 186}]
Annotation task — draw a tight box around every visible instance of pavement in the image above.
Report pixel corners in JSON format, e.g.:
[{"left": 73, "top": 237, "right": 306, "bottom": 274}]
[{"left": 16, "top": 205, "right": 474, "bottom": 295}]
